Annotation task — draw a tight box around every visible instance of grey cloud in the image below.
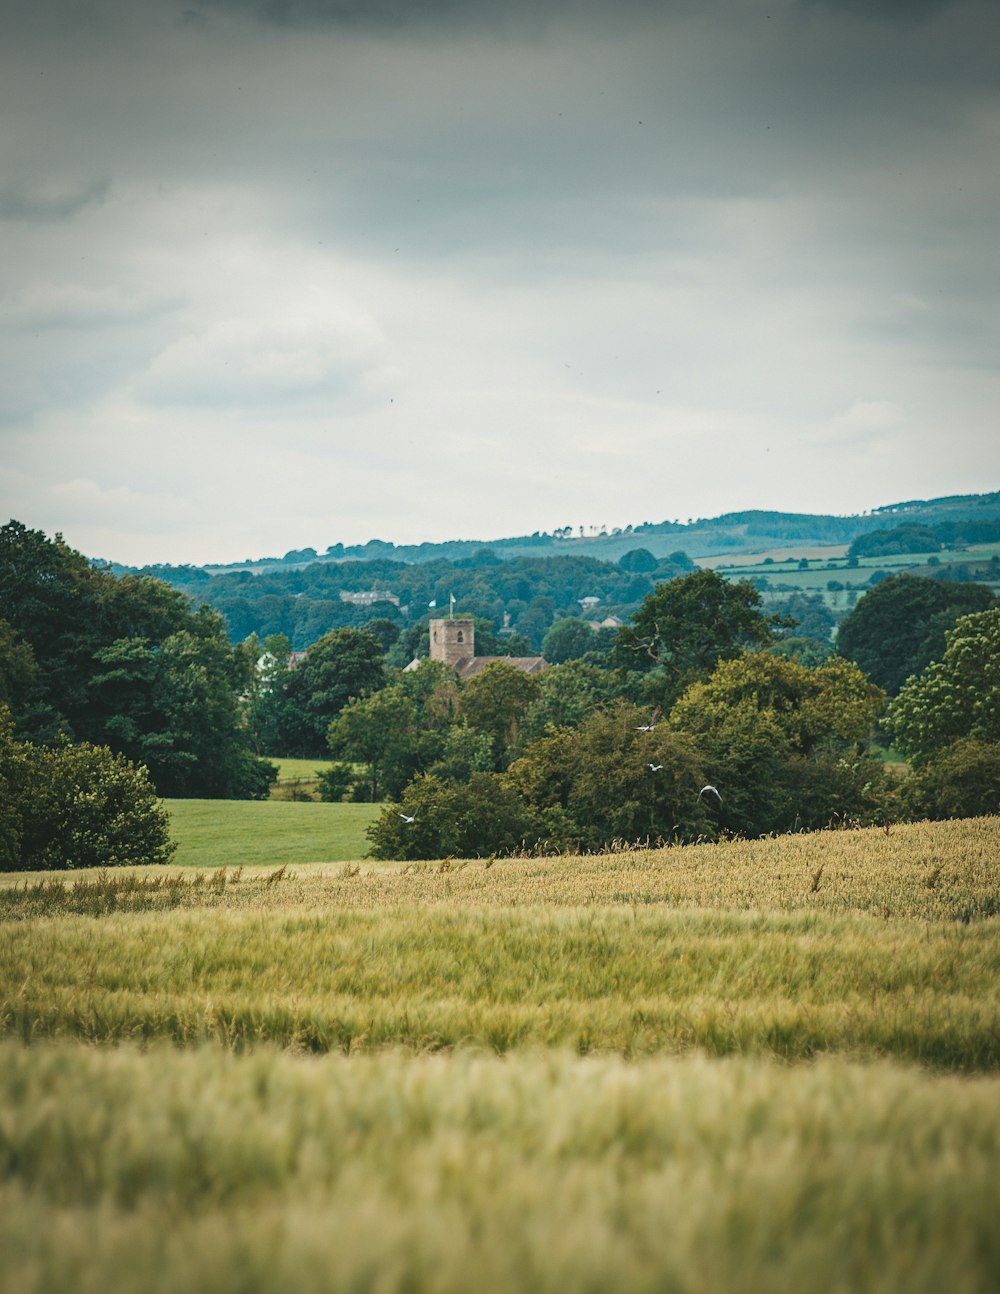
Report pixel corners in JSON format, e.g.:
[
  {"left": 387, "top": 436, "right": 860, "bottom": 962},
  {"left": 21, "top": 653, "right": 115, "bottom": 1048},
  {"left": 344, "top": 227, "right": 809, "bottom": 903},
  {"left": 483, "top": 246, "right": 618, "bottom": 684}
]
[{"left": 0, "top": 178, "right": 109, "bottom": 223}]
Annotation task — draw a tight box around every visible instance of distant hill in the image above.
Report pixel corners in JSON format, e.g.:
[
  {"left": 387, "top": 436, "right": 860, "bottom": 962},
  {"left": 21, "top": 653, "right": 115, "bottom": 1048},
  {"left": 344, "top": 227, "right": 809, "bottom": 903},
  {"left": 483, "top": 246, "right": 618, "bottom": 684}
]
[
  {"left": 178, "top": 489, "right": 1000, "bottom": 576},
  {"left": 101, "top": 489, "right": 1000, "bottom": 653}
]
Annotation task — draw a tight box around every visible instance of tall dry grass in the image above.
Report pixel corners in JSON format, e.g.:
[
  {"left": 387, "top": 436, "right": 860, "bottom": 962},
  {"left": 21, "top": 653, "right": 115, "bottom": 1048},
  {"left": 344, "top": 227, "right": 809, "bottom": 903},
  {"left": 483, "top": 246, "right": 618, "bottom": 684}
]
[
  {"left": 1, "top": 818, "right": 998, "bottom": 1067},
  {"left": 1, "top": 1042, "right": 999, "bottom": 1294}
]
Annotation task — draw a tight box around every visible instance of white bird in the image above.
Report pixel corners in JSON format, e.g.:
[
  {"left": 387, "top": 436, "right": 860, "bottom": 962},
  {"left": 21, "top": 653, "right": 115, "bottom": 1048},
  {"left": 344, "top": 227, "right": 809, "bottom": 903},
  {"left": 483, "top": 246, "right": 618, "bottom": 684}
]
[
  {"left": 636, "top": 705, "right": 662, "bottom": 732},
  {"left": 398, "top": 811, "right": 418, "bottom": 824},
  {"left": 648, "top": 763, "right": 664, "bottom": 772},
  {"left": 698, "top": 785, "right": 722, "bottom": 804}
]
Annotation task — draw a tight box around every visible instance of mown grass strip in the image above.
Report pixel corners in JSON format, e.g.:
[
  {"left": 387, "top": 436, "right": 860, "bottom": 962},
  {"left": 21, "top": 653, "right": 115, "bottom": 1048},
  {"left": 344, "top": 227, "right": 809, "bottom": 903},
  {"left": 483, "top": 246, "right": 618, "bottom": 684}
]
[{"left": 162, "top": 798, "right": 382, "bottom": 868}]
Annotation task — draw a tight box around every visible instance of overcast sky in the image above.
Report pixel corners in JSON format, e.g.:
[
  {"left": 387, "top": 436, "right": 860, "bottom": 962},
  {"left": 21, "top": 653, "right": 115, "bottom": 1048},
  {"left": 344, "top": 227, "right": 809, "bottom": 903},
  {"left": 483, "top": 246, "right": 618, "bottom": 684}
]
[{"left": 1, "top": 0, "right": 997, "bottom": 565}]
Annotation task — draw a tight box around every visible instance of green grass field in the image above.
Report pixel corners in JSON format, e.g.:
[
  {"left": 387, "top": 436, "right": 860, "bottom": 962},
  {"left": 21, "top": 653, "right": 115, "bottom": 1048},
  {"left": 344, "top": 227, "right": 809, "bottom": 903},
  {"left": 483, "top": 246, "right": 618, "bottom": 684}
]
[
  {"left": 704, "top": 540, "right": 1000, "bottom": 624},
  {"left": 267, "top": 755, "right": 340, "bottom": 782},
  {"left": 2, "top": 816, "right": 999, "bottom": 1292},
  {"left": 164, "top": 798, "right": 382, "bottom": 867}
]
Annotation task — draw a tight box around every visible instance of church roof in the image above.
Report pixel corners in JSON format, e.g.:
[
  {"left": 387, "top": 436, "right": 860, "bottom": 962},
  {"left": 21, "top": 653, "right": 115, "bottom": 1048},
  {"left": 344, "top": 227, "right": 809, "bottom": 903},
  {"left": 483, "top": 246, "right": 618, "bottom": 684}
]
[{"left": 454, "top": 655, "right": 547, "bottom": 679}]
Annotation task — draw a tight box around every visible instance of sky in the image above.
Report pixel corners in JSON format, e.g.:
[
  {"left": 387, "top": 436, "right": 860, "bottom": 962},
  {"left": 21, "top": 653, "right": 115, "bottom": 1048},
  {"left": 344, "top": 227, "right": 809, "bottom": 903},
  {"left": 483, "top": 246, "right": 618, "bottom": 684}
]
[{"left": 1, "top": 0, "right": 998, "bottom": 566}]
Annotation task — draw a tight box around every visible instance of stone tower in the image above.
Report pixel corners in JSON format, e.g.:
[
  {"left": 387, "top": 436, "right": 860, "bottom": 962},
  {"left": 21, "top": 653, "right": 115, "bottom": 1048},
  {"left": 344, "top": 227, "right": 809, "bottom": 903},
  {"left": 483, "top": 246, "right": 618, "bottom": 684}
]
[{"left": 429, "top": 617, "right": 475, "bottom": 667}]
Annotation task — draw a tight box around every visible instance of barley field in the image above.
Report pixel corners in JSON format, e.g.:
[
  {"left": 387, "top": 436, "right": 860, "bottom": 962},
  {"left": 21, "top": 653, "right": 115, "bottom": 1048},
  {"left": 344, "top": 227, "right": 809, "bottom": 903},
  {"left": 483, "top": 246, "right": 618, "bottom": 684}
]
[{"left": 2, "top": 816, "right": 999, "bottom": 1293}]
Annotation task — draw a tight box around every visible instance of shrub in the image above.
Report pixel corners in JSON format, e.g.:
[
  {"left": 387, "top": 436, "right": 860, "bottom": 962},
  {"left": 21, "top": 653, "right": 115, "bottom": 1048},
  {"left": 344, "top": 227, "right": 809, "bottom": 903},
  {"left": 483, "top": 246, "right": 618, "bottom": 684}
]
[
  {"left": 366, "top": 772, "right": 558, "bottom": 861},
  {"left": 316, "top": 763, "right": 354, "bottom": 802},
  {"left": 0, "top": 709, "right": 174, "bottom": 871},
  {"left": 899, "top": 739, "right": 1000, "bottom": 820}
]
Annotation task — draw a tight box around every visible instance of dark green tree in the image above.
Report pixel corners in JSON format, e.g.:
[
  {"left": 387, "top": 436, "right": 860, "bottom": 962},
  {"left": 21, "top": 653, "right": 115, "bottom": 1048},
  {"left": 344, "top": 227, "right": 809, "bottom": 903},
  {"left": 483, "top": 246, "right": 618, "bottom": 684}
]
[
  {"left": 541, "top": 617, "right": 596, "bottom": 664},
  {"left": 610, "top": 569, "right": 784, "bottom": 701},
  {"left": 460, "top": 660, "right": 541, "bottom": 770},
  {"left": 0, "top": 706, "right": 175, "bottom": 871},
  {"left": 366, "top": 772, "right": 554, "bottom": 861},
  {"left": 898, "top": 739, "right": 1000, "bottom": 820},
  {"left": 888, "top": 609, "right": 1000, "bottom": 764},
  {"left": 0, "top": 619, "right": 37, "bottom": 706},
  {"left": 521, "top": 660, "right": 623, "bottom": 744},
  {"left": 505, "top": 699, "right": 712, "bottom": 850},
  {"left": 0, "top": 522, "right": 273, "bottom": 797},
  {"left": 278, "top": 628, "right": 386, "bottom": 757},
  {"left": 770, "top": 592, "right": 837, "bottom": 645},
  {"left": 618, "top": 548, "right": 658, "bottom": 573},
  {"left": 836, "top": 574, "right": 995, "bottom": 695}
]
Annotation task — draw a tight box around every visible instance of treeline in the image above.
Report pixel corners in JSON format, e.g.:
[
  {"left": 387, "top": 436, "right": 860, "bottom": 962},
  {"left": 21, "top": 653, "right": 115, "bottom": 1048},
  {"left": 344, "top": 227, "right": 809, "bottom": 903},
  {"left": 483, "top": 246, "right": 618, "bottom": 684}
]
[
  {"left": 359, "top": 572, "right": 999, "bottom": 859},
  {"left": 3, "top": 519, "right": 997, "bottom": 870},
  {"left": 0, "top": 521, "right": 274, "bottom": 803},
  {"left": 848, "top": 518, "right": 1000, "bottom": 559},
  {"left": 133, "top": 549, "right": 697, "bottom": 651}
]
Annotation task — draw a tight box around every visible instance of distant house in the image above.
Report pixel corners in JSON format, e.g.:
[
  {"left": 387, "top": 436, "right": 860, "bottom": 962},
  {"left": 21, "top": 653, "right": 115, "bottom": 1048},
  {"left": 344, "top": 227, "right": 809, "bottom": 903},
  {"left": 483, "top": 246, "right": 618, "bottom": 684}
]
[
  {"left": 417, "top": 618, "right": 547, "bottom": 679},
  {"left": 339, "top": 590, "right": 400, "bottom": 607},
  {"left": 578, "top": 596, "right": 601, "bottom": 610}
]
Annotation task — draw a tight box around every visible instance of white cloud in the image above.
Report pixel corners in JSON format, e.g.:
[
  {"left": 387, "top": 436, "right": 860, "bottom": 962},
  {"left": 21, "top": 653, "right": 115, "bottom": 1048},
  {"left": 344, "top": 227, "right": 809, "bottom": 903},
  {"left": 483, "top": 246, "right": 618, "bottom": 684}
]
[
  {"left": 0, "top": 0, "right": 997, "bottom": 563},
  {"left": 838, "top": 401, "right": 907, "bottom": 430}
]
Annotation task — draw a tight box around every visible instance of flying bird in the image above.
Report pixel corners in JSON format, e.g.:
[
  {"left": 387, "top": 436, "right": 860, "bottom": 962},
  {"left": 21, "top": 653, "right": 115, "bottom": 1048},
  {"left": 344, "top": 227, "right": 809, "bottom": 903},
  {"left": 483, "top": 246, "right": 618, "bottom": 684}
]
[
  {"left": 636, "top": 706, "right": 662, "bottom": 732},
  {"left": 398, "top": 811, "right": 418, "bottom": 824},
  {"left": 698, "top": 785, "right": 722, "bottom": 804},
  {"left": 648, "top": 763, "right": 664, "bottom": 772}
]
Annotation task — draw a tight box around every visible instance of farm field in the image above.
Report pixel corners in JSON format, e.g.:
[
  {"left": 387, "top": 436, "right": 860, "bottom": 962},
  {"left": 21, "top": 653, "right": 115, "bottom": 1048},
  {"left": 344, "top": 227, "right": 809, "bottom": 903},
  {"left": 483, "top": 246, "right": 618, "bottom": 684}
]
[
  {"left": 268, "top": 755, "right": 337, "bottom": 782},
  {"left": 2, "top": 816, "right": 999, "bottom": 1293},
  {"left": 164, "top": 798, "right": 382, "bottom": 868},
  {"left": 703, "top": 540, "right": 1000, "bottom": 624}
]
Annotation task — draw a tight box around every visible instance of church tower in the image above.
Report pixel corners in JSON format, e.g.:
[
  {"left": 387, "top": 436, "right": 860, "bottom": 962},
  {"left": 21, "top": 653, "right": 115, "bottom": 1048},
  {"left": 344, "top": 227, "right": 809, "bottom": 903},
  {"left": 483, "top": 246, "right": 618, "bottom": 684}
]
[{"left": 429, "top": 617, "right": 475, "bottom": 667}]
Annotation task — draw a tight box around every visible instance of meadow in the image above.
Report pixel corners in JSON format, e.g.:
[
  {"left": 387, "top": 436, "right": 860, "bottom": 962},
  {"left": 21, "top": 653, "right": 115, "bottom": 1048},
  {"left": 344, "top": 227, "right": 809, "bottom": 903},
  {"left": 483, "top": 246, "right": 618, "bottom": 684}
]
[
  {"left": 164, "top": 798, "right": 381, "bottom": 867},
  {"left": 2, "top": 816, "right": 999, "bottom": 1292}
]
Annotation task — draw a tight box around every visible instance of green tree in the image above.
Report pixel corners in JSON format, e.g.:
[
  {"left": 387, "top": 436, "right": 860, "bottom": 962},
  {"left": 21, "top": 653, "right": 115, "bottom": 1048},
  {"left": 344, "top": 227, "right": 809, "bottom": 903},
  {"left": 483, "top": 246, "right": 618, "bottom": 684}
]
[
  {"left": 0, "top": 521, "right": 273, "bottom": 797},
  {"left": 327, "top": 659, "right": 465, "bottom": 798},
  {"left": 898, "top": 739, "right": 1000, "bottom": 820},
  {"left": 366, "top": 772, "right": 553, "bottom": 861},
  {"left": 670, "top": 652, "right": 885, "bottom": 759},
  {"left": 541, "top": 617, "right": 596, "bottom": 664},
  {"left": 0, "top": 619, "right": 37, "bottom": 705},
  {"left": 505, "top": 700, "right": 712, "bottom": 850},
  {"left": 521, "top": 660, "right": 623, "bottom": 744},
  {"left": 835, "top": 574, "right": 995, "bottom": 695},
  {"left": 460, "top": 661, "right": 541, "bottom": 770},
  {"left": 424, "top": 721, "right": 495, "bottom": 783},
  {"left": 770, "top": 593, "right": 837, "bottom": 645},
  {"left": 668, "top": 652, "right": 889, "bottom": 836},
  {"left": 0, "top": 707, "right": 175, "bottom": 871},
  {"left": 888, "top": 609, "right": 1000, "bottom": 765},
  {"left": 618, "top": 548, "right": 657, "bottom": 573},
  {"left": 328, "top": 684, "right": 419, "bottom": 801},
  {"left": 279, "top": 628, "right": 386, "bottom": 757},
  {"left": 611, "top": 569, "right": 783, "bottom": 700}
]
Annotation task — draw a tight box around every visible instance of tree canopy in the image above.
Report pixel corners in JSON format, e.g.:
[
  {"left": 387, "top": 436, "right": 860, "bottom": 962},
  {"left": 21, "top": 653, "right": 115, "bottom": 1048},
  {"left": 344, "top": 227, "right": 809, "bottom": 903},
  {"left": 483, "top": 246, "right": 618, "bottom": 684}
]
[
  {"left": 0, "top": 705, "right": 175, "bottom": 870},
  {"left": 888, "top": 608, "right": 1000, "bottom": 765},
  {"left": 835, "top": 574, "right": 995, "bottom": 695},
  {"left": 611, "top": 569, "right": 784, "bottom": 694},
  {"left": 0, "top": 521, "right": 273, "bottom": 797}
]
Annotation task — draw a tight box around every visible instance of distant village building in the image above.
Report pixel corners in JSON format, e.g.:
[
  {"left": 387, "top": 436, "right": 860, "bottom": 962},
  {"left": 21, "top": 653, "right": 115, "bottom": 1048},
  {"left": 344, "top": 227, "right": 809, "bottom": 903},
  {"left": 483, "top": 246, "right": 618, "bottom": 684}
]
[
  {"left": 339, "top": 590, "right": 400, "bottom": 607},
  {"left": 422, "top": 617, "right": 547, "bottom": 680}
]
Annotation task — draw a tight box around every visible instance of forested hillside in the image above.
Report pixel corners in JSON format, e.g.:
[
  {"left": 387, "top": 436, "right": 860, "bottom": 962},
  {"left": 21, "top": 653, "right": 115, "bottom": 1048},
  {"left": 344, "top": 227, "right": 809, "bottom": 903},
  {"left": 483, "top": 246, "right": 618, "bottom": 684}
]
[{"left": 140, "top": 489, "right": 1000, "bottom": 574}]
